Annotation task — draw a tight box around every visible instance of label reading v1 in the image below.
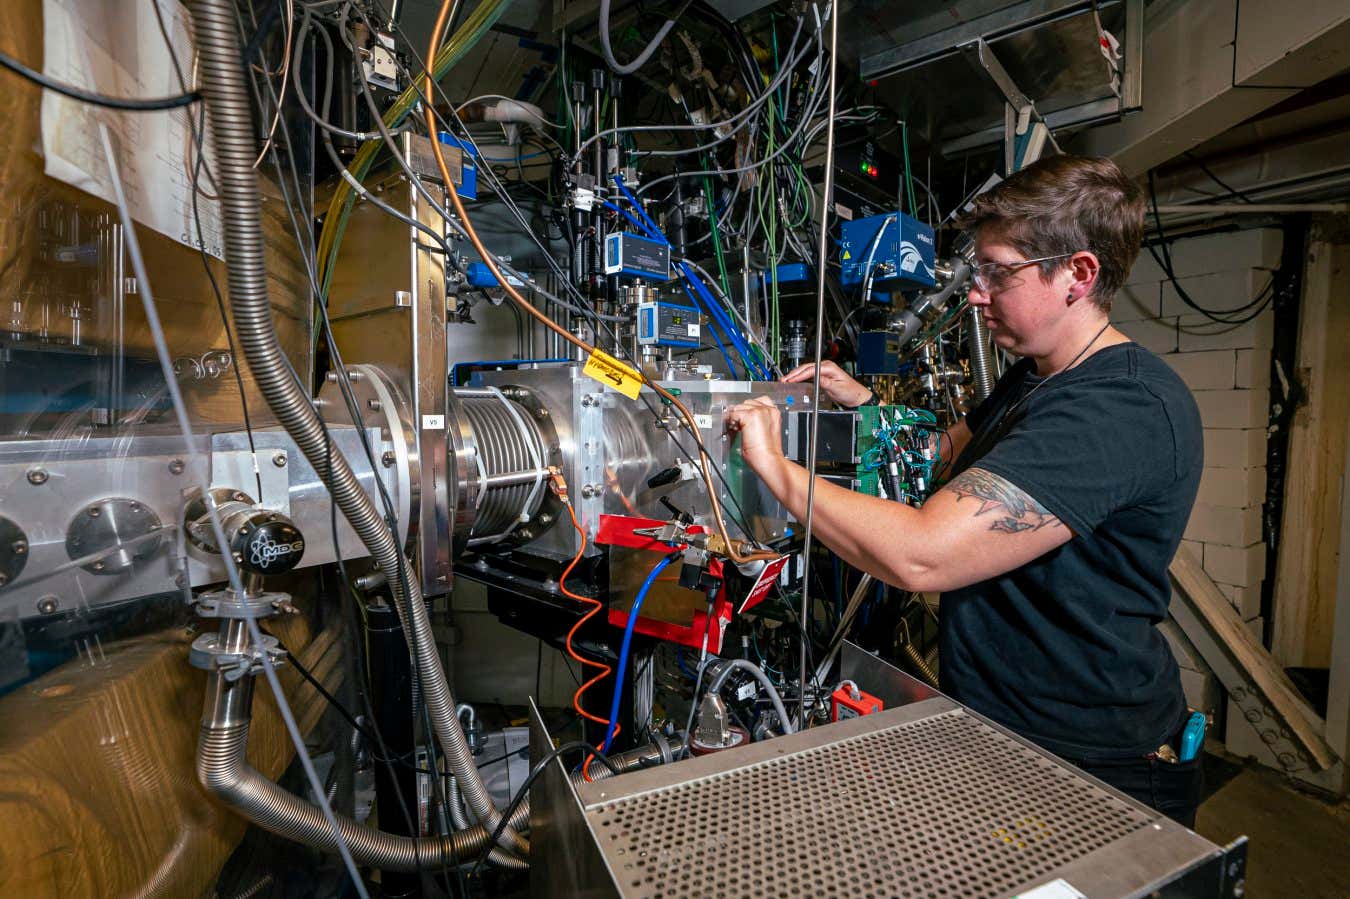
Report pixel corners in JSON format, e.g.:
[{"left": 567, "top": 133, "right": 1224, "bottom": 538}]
[{"left": 583, "top": 349, "right": 643, "bottom": 400}]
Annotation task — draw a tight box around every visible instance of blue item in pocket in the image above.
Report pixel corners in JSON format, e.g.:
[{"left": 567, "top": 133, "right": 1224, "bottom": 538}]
[{"left": 1178, "top": 711, "right": 1207, "bottom": 762}]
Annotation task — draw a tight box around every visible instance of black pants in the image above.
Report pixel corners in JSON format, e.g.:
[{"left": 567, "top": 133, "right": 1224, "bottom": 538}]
[{"left": 1066, "top": 754, "right": 1204, "bottom": 829}]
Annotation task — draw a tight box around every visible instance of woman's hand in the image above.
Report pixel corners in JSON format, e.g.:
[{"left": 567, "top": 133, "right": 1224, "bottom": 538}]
[
  {"left": 781, "top": 360, "right": 871, "bottom": 407},
  {"left": 724, "top": 396, "right": 784, "bottom": 472}
]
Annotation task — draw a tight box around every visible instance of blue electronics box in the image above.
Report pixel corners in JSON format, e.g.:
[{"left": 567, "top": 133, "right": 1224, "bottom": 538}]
[
  {"left": 838, "top": 211, "right": 936, "bottom": 291},
  {"left": 604, "top": 232, "right": 671, "bottom": 281}
]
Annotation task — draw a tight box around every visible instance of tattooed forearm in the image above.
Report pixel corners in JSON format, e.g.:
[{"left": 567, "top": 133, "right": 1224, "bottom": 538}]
[{"left": 946, "top": 468, "right": 1062, "bottom": 533}]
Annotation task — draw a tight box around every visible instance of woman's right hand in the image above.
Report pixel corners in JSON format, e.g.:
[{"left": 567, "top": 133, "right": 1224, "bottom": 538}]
[{"left": 781, "top": 361, "right": 872, "bottom": 407}]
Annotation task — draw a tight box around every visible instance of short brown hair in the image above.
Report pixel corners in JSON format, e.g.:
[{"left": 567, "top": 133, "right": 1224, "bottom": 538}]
[{"left": 957, "top": 155, "right": 1146, "bottom": 310}]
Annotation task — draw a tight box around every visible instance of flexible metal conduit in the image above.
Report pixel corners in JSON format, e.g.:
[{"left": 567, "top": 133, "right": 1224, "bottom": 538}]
[
  {"left": 198, "top": 670, "right": 675, "bottom": 871},
  {"left": 197, "top": 672, "right": 524, "bottom": 871},
  {"left": 188, "top": 0, "right": 524, "bottom": 855},
  {"left": 967, "top": 306, "right": 995, "bottom": 402}
]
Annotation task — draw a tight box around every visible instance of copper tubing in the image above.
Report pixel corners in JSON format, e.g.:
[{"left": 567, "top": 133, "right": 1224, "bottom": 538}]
[{"left": 421, "top": 1, "right": 774, "bottom": 564}]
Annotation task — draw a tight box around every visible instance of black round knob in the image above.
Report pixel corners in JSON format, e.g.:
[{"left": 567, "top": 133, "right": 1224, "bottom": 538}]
[{"left": 231, "top": 515, "right": 305, "bottom": 575}]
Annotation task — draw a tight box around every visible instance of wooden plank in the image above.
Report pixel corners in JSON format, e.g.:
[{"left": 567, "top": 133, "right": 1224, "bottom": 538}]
[
  {"left": 1171, "top": 548, "right": 1337, "bottom": 771},
  {"left": 1273, "top": 231, "right": 1350, "bottom": 667}
]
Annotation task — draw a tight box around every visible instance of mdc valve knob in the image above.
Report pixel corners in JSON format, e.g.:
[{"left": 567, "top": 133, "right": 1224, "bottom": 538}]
[
  {"left": 231, "top": 514, "right": 305, "bottom": 575},
  {"left": 184, "top": 488, "right": 305, "bottom": 576}
]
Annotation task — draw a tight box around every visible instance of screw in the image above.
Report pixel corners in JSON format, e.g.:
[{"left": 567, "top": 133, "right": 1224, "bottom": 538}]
[
  {"left": 169, "top": 459, "right": 185, "bottom": 475},
  {"left": 13, "top": 540, "right": 26, "bottom": 555},
  {"left": 382, "top": 450, "right": 396, "bottom": 467},
  {"left": 232, "top": 492, "right": 248, "bottom": 502},
  {"left": 27, "top": 468, "right": 48, "bottom": 485},
  {"left": 272, "top": 452, "right": 287, "bottom": 468},
  {"left": 325, "top": 370, "right": 339, "bottom": 383},
  {"left": 367, "top": 398, "right": 382, "bottom": 411},
  {"left": 1231, "top": 687, "right": 1246, "bottom": 701},
  {"left": 582, "top": 394, "right": 599, "bottom": 407},
  {"left": 92, "top": 561, "right": 105, "bottom": 571},
  {"left": 36, "top": 596, "right": 58, "bottom": 614},
  {"left": 129, "top": 503, "right": 140, "bottom": 512},
  {"left": 88, "top": 506, "right": 102, "bottom": 518},
  {"left": 232, "top": 551, "right": 244, "bottom": 563}
]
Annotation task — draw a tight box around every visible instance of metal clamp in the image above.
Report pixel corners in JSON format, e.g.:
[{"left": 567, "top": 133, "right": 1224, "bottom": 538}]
[
  {"left": 195, "top": 587, "right": 296, "bottom": 620},
  {"left": 189, "top": 630, "right": 287, "bottom": 681}
]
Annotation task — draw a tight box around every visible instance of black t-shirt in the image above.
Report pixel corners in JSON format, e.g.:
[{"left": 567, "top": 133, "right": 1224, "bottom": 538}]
[{"left": 940, "top": 342, "right": 1203, "bottom": 760}]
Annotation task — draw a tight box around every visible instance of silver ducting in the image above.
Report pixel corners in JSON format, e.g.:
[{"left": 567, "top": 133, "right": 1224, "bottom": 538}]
[
  {"left": 967, "top": 307, "right": 995, "bottom": 401},
  {"left": 196, "top": 670, "right": 676, "bottom": 872},
  {"left": 452, "top": 388, "right": 558, "bottom": 547},
  {"left": 188, "top": 0, "right": 524, "bottom": 854},
  {"left": 196, "top": 673, "right": 523, "bottom": 871}
]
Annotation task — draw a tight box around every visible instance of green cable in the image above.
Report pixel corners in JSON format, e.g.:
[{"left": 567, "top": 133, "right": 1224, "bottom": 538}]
[
  {"left": 766, "top": 99, "right": 780, "bottom": 361},
  {"left": 313, "top": 0, "right": 513, "bottom": 330},
  {"left": 703, "top": 175, "right": 732, "bottom": 300}
]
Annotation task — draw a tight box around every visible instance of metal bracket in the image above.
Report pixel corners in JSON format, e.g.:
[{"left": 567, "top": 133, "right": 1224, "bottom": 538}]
[{"left": 958, "top": 38, "right": 1062, "bottom": 171}]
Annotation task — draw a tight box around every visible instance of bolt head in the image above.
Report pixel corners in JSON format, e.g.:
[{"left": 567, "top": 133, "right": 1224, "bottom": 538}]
[
  {"left": 27, "top": 468, "right": 48, "bottom": 485},
  {"left": 92, "top": 561, "right": 105, "bottom": 571},
  {"left": 36, "top": 596, "right": 58, "bottom": 614},
  {"left": 382, "top": 450, "right": 397, "bottom": 467},
  {"left": 13, "top": 540, "right": 26, "bottom": 555},
  {"left": 169, "top": 459, "right": 185, "bottom": 475},
  {"left": 87, "top": 506, "right": 101, "bottom": 518},
  {"left": 272, "top": 452, "right": 287, "bottom": 468},
  {"left": 367, "top": 398, "right": 382, "bottom": 411}
]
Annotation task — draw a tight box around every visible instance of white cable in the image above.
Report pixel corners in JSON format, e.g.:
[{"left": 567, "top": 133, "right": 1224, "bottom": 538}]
[{"left": 598, "top": 0, "right": 678, "bottom": 75}]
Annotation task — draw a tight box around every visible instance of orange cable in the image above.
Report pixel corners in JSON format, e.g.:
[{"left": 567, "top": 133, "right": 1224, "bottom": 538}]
[
  {"left": 556, "top": 495, "right": 615, "bottom": 781},
  {"left": 422, "top": 0, "right": 775, "bottom": 566}
]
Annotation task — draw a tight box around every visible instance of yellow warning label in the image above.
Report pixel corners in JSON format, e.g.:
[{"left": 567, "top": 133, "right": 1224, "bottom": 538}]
[
  {"left": 842, "top": 250, "right": 851, "bottom": 260},
  {"left": 583, "top": 349, "right": 643, "bottom": 400}
]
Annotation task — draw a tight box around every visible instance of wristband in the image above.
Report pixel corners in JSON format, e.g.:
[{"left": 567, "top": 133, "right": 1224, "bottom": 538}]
[{"left": 843, "top": 390, "right": 878, "bottom": 410}]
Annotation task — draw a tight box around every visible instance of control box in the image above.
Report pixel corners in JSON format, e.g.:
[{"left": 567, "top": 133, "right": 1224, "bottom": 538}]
[
  {"left": 637, "top": 301, "right": 700, "bottom": 348},
  {"left": 604, "top": 232, "right": 672, "bottom": 281},
  {"left": 838, "top": 211, "right": 936, "bottom": 291}
]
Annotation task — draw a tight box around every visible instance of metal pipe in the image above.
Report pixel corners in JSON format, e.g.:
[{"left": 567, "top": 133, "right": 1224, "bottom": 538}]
[
  {"left": 799, "top": 0, "right": 841, "bottom": 722},
  {"left": 484, "top": 468, "right": 554, "bottom": 488},
  {"left": 197, "top": 669, "right": 526, "bottom": 870},
  {"left": 967, "top": 307, "right": 995, "bottom": 401},
  {"left": 188, "top": 0, "right": 523, "bottom": 854}
]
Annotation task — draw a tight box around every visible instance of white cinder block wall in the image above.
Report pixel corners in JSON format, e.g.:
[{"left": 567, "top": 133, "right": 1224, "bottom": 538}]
[{"left": 1112, "top": 228, "right": 1282, "bottom": 641}]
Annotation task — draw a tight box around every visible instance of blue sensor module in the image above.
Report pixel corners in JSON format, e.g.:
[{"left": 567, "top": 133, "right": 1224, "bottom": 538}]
[{"left": 838, "top": 211, "right": 936, "bottom": 291}]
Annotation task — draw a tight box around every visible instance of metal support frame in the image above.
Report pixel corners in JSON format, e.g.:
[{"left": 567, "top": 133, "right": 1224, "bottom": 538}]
[{"left": 958, "top": 38, "right": 1061, "bottom": 173}]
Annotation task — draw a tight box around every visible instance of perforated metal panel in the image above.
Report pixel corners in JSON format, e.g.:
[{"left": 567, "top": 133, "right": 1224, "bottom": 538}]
[{"left": 586, "top": 709, "right": 1153, "bottom": 899}]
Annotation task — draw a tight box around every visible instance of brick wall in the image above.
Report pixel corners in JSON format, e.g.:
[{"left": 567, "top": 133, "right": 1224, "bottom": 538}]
[{"left": 1112, "top": 228, "right": 1281, "bottom": 638}]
